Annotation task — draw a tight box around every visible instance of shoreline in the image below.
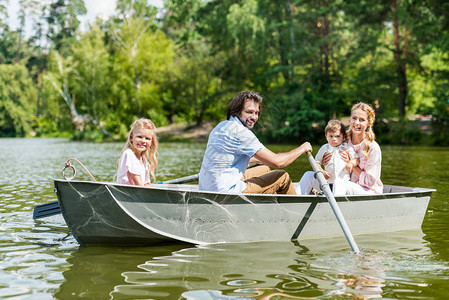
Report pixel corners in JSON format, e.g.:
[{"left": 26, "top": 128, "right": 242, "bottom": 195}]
[
  {"left": 156, "top": 122, "right": 214, "bottom": 143},
  {"left": 156, "top": 115, "right": 433, "bottom": 144}
]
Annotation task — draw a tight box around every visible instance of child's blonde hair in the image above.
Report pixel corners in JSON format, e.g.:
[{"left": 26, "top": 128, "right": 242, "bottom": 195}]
[
  {"left": 118, "top": 118, "right": 158, "bottom": 182},
  {"left": 325, "top": 119, "right": 347, "bottom": 143},
  {"left": 347, "top": 102, "right": 376, "bottom": 160}
]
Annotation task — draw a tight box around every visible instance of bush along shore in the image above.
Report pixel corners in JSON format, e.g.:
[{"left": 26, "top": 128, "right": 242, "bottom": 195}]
[{"left": 150, "top": 116, "right": 438, "bottom": 146}]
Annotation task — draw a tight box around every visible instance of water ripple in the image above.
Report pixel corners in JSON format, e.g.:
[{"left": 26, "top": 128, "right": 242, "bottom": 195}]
[{"left": 1, "top": 139, "right": 449, "bottom": 299}]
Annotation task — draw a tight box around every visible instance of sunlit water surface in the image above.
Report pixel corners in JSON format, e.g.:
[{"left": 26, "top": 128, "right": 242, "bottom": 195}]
[{"left": 0, "top": 139, "right": 448, "bottom": 299}]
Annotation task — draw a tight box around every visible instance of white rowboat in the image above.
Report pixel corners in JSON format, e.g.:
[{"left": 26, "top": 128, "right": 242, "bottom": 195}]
[{"left": 53, "top": 179, "right": 434, "bottom": 245}]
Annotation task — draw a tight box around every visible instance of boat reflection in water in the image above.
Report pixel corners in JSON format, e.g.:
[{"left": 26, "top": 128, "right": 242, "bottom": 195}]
[
  {"left": 55, "top": 244, "right": 187, "bottom": 299},
  {"left": 56, "top": 230, "right": 434, "bottom": 299}
]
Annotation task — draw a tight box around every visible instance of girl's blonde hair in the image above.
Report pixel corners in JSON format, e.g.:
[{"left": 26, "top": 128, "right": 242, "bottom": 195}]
[
  {"left": 347, "top": 102, "right": 376, "bottom": 160},
  {"left": 118, "top": 118, "right": 158, "bottom": 182}
]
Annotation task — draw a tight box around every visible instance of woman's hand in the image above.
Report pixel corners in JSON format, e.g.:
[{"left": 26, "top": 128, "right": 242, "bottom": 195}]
[
  {"left": 339, "top": 149, "right": 350, "bottom": 163},
  {"left": 345, "top": 158, "right": 359, "bottom": 173},
  {"left": 322, "top": 151, "right": 332, "bottom": 166},
  {"left": 345, "top": 162, "right": 354, "bottom": 173}
]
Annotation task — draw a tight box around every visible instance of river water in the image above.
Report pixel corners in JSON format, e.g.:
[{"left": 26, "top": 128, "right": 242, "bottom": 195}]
[{"left": 0, "top": 138, "right": 448, "bottom": 299}]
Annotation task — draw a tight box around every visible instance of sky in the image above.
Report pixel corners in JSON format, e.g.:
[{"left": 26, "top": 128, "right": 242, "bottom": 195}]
[{"left": 6, "top": 0, "right": 163, "bottom": 37}]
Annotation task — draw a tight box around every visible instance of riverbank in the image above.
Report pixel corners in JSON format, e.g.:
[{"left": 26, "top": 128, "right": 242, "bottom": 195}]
[
  {"left": 156, "top": 122, "right": 214, "bottom": 143},
  {"left": 156, "top": 115, "right": 433, "bottom": 144}
]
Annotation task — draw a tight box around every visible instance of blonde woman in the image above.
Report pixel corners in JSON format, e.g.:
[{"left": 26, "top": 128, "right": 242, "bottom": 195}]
[
  {"left": 117, "top": 118, "right": 158, "bottom": 186},
  {"left": 329, "top": 102, "right": 383, "bottom": 195},
  {"left": 296, "top": 102, "right": 382, "bottom": 195}
]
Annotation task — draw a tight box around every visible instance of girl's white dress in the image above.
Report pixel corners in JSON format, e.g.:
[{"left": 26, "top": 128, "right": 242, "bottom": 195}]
[{"left": 117, "top": 149, "right": 150, "bottom": 185}]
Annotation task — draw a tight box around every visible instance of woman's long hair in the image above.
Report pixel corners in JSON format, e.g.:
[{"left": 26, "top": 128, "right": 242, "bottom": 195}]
[
  {"left": 118, "top": 118, "right": 158, "bottom": 182},
  {"left": 347, "top": 102, "right": 375, "bottom": 160}
]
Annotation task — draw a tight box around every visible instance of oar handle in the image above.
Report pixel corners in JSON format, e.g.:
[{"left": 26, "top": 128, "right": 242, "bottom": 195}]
[{"left": 306, "top": 151, "right": 321, "bottom": 175}]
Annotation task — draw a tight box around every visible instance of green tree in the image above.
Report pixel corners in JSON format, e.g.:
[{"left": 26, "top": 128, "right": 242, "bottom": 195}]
[
  {"left": 169, "top": 49, "right": 226, "bottom": 126},
  {"left": 0, "top": 64, "right": 36, "bottom": 136},
  {"left": 109, "top": 17, "right": 175, "bottom": 133},
  {"left": 0, "top": 0, "right": 33, "bottom": 65},
  {"left": 0, "top": 29, "right": 17, "bottom": 63},
  {"left": 115, "top": 0, "right": 158, "bottom": 23},
  {"left": 24, "top": 0, "right": 50, "bottom": 117},
  {"left": 0, "top": 0, "right": 7, "bottom": 33},
  {"left": 46, "top": 0, "right": 87, "bottom": 54},
  {"left": 41, "top": 51, "right": 78, "bottom": 130},
  {"left": 1, "top": 0, "right": 444, "bottom": 143},
  {"left": 341, "top": 0, "right": 444, "bottom": 119},
  {"left": 162, "top": 0, "right": 230, "bottom": 125},
  {"left": 71, "top": 23, "right": 115, "bottom": 140},
  {"left": 161, "top": 0, "right": 335, "bottom": 140}
]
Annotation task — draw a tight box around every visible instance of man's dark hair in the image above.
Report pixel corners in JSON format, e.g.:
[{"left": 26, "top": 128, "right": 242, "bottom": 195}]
[{"left": 226, "top": 91, "right": 263, "bottom": 120}]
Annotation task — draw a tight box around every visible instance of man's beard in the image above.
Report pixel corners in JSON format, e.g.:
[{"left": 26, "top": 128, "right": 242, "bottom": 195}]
[{"left": 239, "top": 117, "right": 255, "bottom": 129}]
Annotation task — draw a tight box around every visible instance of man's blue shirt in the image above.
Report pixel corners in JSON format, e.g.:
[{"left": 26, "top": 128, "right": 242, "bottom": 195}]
[{"left": 199, "top": 116, "right": 265, "bottom": 193}]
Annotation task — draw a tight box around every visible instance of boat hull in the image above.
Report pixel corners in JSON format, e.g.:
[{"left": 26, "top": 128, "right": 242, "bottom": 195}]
[{"left": 53, "top": 180, "right": 434, "bottom": 245}]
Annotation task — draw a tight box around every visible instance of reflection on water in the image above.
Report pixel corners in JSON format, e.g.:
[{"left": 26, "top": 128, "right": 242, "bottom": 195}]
[
  {"left": 1, "top": 139, "right": 449, "bottom": 299},
  {"left": 55, "top": 244, "right": 187, "bottom": 299},
  {"left": 52, "top": 231, "right": 446, "bottom": 299}
]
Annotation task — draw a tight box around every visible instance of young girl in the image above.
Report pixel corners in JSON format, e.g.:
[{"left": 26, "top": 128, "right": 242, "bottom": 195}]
[
  {"left": 316, "top": 120, "right": 359, "bottom": 185},
  {"left": 117, "top": 118, "right": 158, "bottom": 186},
  {"left": 295, "top": 120, "right": 359, "bottom": 195}
]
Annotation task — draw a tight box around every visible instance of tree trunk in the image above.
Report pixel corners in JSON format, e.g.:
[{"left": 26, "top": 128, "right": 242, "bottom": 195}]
[
  {"left": 287, "top": 0, "right": 295, "bottom": 81},
  {"left": 321, "top": 12, "right": 330, "bottom": 80},
  {"left": 36, "top": 70, "right": 41, "bottom": 116},
  {"left": 392, "top": 0, "right": 408, "bottom": 118},
  {"left": 13, "top": 10, "right": 25, "bottom": 63}
]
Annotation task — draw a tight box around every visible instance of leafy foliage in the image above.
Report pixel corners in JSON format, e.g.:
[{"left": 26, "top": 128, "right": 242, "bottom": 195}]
[
  {"left": 0, "top": 64, "right": 36, "bottom": 136},
  {"left": 1, "top": 0, "right": 449, "bottom": 144}
]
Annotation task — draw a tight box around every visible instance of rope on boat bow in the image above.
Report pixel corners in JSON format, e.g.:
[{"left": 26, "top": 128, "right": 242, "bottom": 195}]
[{"left": 62, "top": 158, "right": 97, "bottom": 182}]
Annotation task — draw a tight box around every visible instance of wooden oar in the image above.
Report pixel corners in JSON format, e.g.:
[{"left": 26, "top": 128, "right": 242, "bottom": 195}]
[
  {"left": 33, "top": 174, "right": 200, "bottom": 219},
  {"left": 306, "top": 151, "right": 360, "bottom": 254}
]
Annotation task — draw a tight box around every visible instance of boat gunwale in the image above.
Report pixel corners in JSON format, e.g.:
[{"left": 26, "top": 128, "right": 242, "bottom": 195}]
[{"left": 53, "top": 179, "right": 435, "bottom": 204}]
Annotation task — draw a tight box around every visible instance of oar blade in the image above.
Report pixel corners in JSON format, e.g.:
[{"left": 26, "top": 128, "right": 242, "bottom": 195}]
[{"left": 33, "top": 201, "right": 61, "bottom": 219}]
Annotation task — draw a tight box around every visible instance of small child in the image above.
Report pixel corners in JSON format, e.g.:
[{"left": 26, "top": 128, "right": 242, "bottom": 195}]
[
  {"left": 315, "top": 120, "right": 359, "bottom": 193},
  {"left": 295, "top": 120, "right": 358, "bottom": 195},
  {"left": 117, "top": 118, "right": 158, "bottom": 186}
]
